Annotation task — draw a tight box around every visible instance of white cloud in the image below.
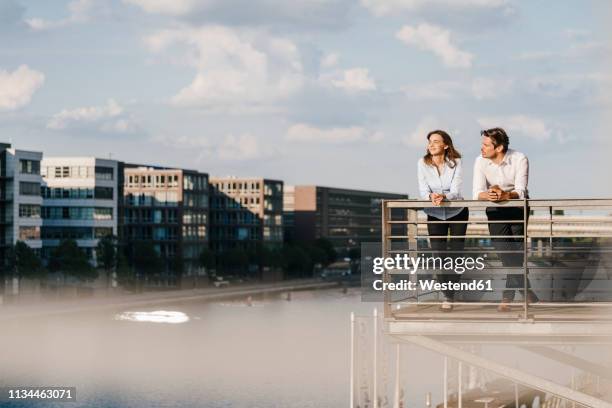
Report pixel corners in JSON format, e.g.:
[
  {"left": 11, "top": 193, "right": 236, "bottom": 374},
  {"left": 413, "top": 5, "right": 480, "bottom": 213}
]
[
  {"left": 320, "top": 52, "right": 340, "bottom": 68},
  {"left": 123, "top": 0, "right": 196, "bottom": 16},
  {"left": 326, "top": 68, "right": 377, "bottom": 92},
  {"left": 153, "top": 132, "right": 272, "bottom": 161},
  {"left": 402, "top": 77, "right": 512, "bottom": 100},
  {"left": 396, "top": 23, "right": 473, "bottom": 68},
  {"left": 154, "top": 134, "right": 210, "bottom": 149},
  {"left": 145, "top": 26, "right": 304, "bottom": 111},
  {"left": 471, "top": 77, "right": 514, "bottom": 99},
  {"left": 477, "top": 115, "right": 553, "bottom": 141},
  {"left": 403, "top": 116, "right": 449, "bottom": 147},
  {"left": 26, "top": 0, "right": 111, "bottom": 30},
  {"left": 217, "top": 133, "right": 267, "bottom": 160},
  {"left": 362, "top": 0, "right": 511, "bottom": 17},
  {"left": 124, "top": 0, "right": 352, "bottom": 30},
  {"left": 403, "top": 81, "right": 466, "bottom": 100},
  {"left": 0, "top": 65, "right": 45, "bottom": 111},
  {"left": 286, "top": 123, "right": 381, "bottom": 144},
  {"left": 47, "top": 99, "right": 138, "bottom": 133}
]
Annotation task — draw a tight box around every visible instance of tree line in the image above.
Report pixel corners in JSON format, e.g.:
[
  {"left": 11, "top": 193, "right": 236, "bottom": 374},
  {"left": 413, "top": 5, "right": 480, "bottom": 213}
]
[{"left": 1, "top": 236, "right": 346, "bottom": 291}]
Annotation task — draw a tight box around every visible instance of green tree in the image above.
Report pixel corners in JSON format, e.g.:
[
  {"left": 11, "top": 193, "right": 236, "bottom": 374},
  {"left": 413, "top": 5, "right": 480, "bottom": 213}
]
[
  {"left": 7, "top": 241, "right": 45, "bottom": 280},
  {"left": 199, "top": 248, "right": 216, "bottom": 271},
  {"left": 49, "top": 239, "right": 97, "bottom": 282},
  {"left": 132, "top": 241, "right": 163, "bottom": 280},
  {"left": 115, "top": 252, "right": 135, "bottom": 289},
  {"left": 282, "top": 245, "right": 312, "bottom": 278},
  {"left": 314, "top": 238, "right": 337, "bottom": 266},
  {"left": 9, "top": 241, "right": 45, "bottom": 279},
  {"left": 96, "top": 234, "right": 118, "bottom": 289}
]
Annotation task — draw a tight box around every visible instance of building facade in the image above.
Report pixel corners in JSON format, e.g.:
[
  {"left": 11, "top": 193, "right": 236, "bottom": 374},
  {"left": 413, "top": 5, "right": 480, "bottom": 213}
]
[
  {"left": 121, "top": 166, "right": 209, "bottom": 275},
  {"left": 40, "top": 157, "right": 119, "bottom": 263},
  {"left": 209, "top": 177, "right": 283, "bottom": 253},
  {"left": 1, "top": 143, "right": 44, "bottom": 264},
  {"left": 286, "top": 185, "right": 408, "bottom": 255}
]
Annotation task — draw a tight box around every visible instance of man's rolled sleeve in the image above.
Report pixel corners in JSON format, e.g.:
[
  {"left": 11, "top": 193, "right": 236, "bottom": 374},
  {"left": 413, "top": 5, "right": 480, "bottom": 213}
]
[
  {"left": 513, "top": 155, "right": 529, "bottom": 199},
  {"left": 472, "top": 158, "right": 488, "bottom": 200}
]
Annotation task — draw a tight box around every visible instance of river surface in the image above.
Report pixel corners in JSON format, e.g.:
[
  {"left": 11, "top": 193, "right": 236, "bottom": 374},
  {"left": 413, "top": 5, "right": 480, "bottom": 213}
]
[{"left": 0, "top": 288, "right": 603, "bottom": 407}]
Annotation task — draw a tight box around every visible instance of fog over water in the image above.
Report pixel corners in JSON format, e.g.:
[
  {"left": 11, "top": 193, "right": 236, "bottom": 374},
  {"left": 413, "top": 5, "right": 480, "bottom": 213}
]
[{"left": 0, "top": 288, "right": 607, "bottom": 407}]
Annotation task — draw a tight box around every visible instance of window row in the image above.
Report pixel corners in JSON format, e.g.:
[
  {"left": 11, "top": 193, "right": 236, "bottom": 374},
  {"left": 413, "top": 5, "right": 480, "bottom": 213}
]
[
  {"left": 42, "top": 166, "right": 114, "bottom": 180},
  {"left": 123, "top": 209, "right": 178, "bottom": 224},
  {"left": 41, "top": 186, "right": 114, "bottom": 200},
  {"left": 41, "top": 227, "right": 113, "bottom": 240},
  {"left": 214, "top": 181, "right": 261, "bottom": 192},
  {"left": 124, "top": 192, "right": 179, "bottom": 207},
  {"left": 42, "top": 206, "right": 113, "bottom": 220},
  {"left": 125, "top": 173, "right": 179, "bottom": 188},
  {"left": 19, "top": 204, "right": 41, "bottom": 218}
]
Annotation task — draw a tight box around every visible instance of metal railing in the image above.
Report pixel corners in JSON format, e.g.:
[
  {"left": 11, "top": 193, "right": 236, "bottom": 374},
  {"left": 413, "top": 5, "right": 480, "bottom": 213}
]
[{"left": 381, "top": 198, "right": 612, "bottom": 320}]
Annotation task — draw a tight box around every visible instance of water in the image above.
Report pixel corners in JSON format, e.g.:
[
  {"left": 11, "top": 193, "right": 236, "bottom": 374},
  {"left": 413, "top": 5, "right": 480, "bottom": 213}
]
[
  {"left": 0, "top": 288, "right": 374, "bottom": 407},
  {"left": 1, "top": 288, "right": 607, "bottom": 407}
]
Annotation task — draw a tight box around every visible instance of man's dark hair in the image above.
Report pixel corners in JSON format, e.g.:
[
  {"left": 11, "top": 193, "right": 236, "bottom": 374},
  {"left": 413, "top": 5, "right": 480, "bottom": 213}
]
[{"left": 481, "top": 127, "right": 509, "bottom": 153}]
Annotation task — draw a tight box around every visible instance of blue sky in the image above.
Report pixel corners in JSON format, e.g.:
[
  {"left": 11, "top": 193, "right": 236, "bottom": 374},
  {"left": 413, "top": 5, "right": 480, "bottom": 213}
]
[{"left": 1, "top": 0, "right": 611, "bottom": 198}]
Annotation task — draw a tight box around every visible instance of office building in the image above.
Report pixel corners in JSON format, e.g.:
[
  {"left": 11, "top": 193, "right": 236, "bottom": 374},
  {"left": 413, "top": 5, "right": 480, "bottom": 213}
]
[
  {"left": 209, "top": 177, "right": 283, "bottom": 253},
  {"left": 286, "top": 185, "right": 408, "bottom": 255},
  {"left": 121, "top": 166, "right": 209, "bottom": 276},
  {"left": 40, "top": 157, "right": 119, "bottom": 263},
  {"left": 1, "top": 143, "right": 44, "bottom": 266}
]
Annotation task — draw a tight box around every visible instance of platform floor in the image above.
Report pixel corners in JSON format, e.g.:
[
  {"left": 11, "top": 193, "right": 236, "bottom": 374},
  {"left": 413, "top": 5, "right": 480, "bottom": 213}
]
[{"left": 391, "top": 303, "right": 612, "bottom": 322}]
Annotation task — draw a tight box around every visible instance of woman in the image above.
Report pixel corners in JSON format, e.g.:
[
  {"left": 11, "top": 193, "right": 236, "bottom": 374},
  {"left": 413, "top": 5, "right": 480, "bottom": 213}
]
[{"left": 417, "top": 130, "right": 468, "bottom": 312}]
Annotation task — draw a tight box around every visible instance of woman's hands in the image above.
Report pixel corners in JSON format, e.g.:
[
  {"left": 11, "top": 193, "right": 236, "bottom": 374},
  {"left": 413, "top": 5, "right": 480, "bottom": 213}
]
[{"left": 430, "top": 192, "right": 446, "bottom": 206}]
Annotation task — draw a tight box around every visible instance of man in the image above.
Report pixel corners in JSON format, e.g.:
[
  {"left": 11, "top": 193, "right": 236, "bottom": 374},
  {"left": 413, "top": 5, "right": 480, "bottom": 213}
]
[{"left": 473, "top": 127, "right": 538, "bottom": 312}]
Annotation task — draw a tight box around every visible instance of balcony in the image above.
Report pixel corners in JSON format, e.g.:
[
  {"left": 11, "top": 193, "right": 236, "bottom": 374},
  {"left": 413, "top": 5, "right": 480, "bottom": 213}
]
[{"left": 376, "top": 199, "right": 612, "bottom": 337}]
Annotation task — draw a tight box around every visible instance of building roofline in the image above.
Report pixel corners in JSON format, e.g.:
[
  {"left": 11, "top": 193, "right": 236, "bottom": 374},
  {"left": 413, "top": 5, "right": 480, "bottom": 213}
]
[{"left": 290, "top": 184, "right": 407, "bottom": 197}]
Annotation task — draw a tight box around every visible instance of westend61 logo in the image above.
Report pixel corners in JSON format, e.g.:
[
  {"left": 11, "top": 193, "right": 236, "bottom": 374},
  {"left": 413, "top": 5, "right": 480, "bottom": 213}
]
[{"left": 369, "top": 253, "right": 491, "bottom": 292}]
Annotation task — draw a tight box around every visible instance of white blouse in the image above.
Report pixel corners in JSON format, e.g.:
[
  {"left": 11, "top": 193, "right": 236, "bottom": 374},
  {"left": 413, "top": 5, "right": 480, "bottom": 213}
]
[{"left": 417, "top": 157, "right": 464, "bottom": 220}]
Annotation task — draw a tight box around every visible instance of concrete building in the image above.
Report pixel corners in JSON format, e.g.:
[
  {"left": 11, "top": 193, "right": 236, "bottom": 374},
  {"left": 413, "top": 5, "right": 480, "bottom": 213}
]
[
  {"left": 40, "top": 157, "right": 119, "bottom": 263},
  {"left": 1, "top": 143, "right": 44, "bottom": 263},
  {"left": 285, "top": 185, "right": 407, "bottom": 255},
  {"left": 121, "top": 165, "right": 209, "bottom": 277},
  {"left": 209, "top": 177, "right": 283, "bottom": 253}
]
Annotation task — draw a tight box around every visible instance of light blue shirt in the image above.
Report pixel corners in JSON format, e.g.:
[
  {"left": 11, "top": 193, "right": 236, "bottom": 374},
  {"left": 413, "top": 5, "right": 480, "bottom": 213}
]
[{"left": 417, "top": 157, "right": 465, "bottom": 220}]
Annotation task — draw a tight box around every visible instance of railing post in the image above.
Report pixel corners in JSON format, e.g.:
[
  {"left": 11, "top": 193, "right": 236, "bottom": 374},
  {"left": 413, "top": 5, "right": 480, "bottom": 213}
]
[
  {"left": 523, "top": 198, "right": 529, "bottom": 320},
  {"left": 382, "top": 200, "right": 391, "bottom": 318},
  {"left": 373, "top": 308, "right": 378, "bottom": 408},
  {"left": 407, "top": 208, "right": 418, "bottom": 303},
  {"left": 350, "top": 312, "right": 355, "bottom": 408}
]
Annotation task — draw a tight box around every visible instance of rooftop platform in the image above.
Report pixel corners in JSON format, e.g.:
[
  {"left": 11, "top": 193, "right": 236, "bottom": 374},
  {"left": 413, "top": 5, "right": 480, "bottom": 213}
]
[{"left": 380, "top": 198, "right": 612, "bottom": 344}]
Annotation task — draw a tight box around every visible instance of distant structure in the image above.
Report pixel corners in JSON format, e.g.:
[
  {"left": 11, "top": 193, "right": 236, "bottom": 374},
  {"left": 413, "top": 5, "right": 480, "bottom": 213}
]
[
  {"left": 40, "top": 157, "right": 119, "bottom": 263},
  {"left": 0, "top": 143, "right": 44, "bottom": 266},
  {"left": 209, "top": 177, "right": 284, "bottom": 253},
  {"left": 121, "top": 165, "right": 209, "bottom": 282},
  {"left": 284, "top": 185, "right": 408, "bottom": 256}
]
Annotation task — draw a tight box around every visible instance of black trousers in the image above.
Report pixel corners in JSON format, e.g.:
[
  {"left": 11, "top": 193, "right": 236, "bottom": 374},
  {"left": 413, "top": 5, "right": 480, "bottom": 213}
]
[
  {"left": 486, "top": 207, "right": 535, "bottom": 301},
  {"left": 427, "top": 207, "right": 469, "bottom": 300}
]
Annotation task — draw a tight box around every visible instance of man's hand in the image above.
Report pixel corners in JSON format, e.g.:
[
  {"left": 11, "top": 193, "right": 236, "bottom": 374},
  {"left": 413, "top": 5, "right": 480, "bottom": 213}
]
[
  {"left": 487, "top": 185, "right": 510, "bottom": 202},
  {"left": 430, "top": 193, "right": 445, "bottom": 206}
]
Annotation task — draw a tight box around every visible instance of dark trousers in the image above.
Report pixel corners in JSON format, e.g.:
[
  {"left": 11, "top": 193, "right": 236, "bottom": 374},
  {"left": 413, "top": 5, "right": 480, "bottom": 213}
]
[
  {"left": 427, "top": 207, "right": 469, "bottom": 300},
  {"left": 486, "top": 207, "right": 535, "bottom": 301}
]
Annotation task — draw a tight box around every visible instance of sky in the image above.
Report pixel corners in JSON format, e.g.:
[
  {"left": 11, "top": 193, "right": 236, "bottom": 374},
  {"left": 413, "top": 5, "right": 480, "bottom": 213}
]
[{"left": 1, "top": 0, "right": 611, "bottom": 198}]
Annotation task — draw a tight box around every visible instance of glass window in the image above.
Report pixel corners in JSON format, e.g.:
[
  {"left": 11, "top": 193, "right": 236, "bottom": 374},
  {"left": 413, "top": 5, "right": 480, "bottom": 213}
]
[
  {"left": 94, "top": 187, "right": 113, "bottom": 200},
  {"left": 95, "top": 166, "right": 114, "bottom": 180},
  {"left": 19, "top": 182, "right": 40, "bottom": 196},
  {"left": 19, "top": 226, "right": 40, "bottom": 240},
  {"left": 19, "top": 204, "right": 41, "bottom": 218},
  {"left": 19, "top": 159, "right": 40, "bottom": 175}
]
